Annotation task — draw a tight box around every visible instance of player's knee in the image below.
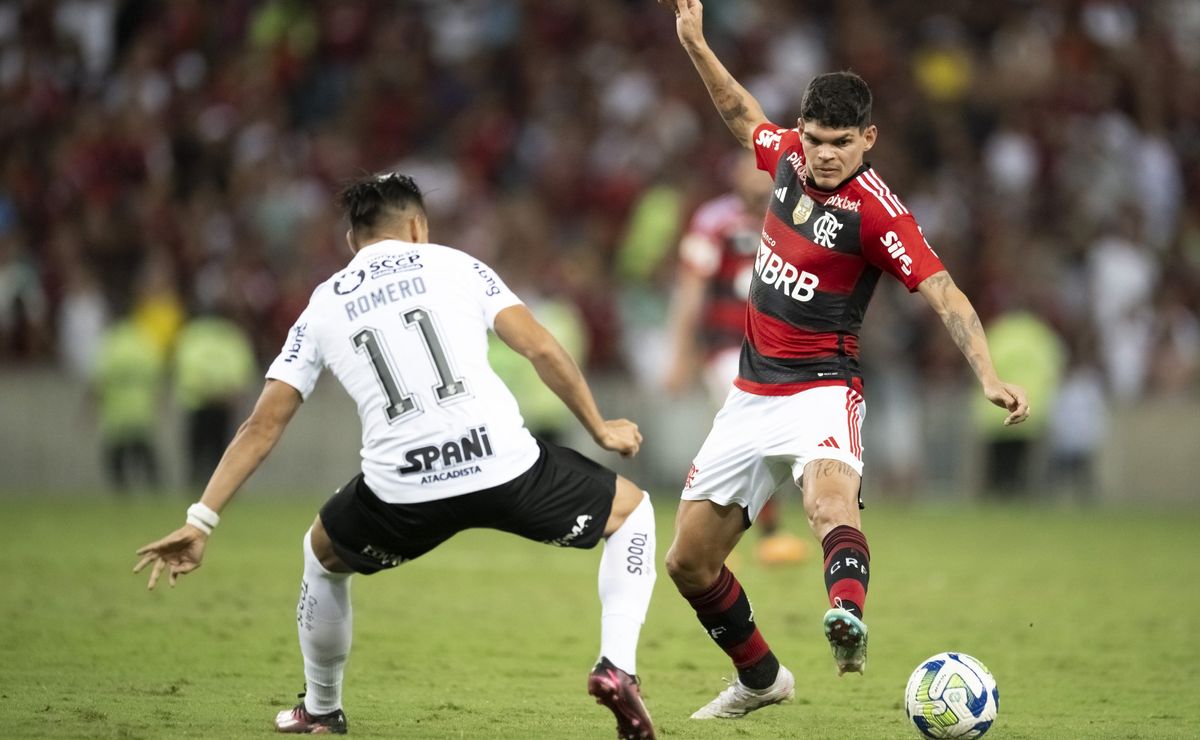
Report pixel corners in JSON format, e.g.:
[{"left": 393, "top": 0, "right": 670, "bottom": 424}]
[
  {"left": 665, "top": 543, "right": 717, "bottom": 593},
  {"left": 308, "top": 517, "right": 353, "bottom": 573},
  {"left": 603, "top": 477, "right": 646, "bottom": 536}
]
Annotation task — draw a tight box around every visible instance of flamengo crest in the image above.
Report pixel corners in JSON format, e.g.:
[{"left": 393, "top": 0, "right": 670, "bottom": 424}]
[{"left": 812, "top": 212, "right": 843, "bottom": 248}]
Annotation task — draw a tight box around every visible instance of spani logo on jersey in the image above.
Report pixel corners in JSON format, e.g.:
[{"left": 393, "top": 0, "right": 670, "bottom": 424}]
[{"left": 398, "top": 425, "right": 495, "bottom": 483}]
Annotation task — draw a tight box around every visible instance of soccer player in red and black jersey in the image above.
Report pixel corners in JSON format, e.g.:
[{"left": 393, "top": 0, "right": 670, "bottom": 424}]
[
  {"left": 660, "top": 0, "right": 1030, "bottom": 720},
  {"left": 662, "top": 151, "right": 808, "bottom": 566}
]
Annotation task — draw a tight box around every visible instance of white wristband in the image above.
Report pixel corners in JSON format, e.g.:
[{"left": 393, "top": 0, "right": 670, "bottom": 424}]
[{"left": 186, "top": 502, "right": 220, "bottom": 536}]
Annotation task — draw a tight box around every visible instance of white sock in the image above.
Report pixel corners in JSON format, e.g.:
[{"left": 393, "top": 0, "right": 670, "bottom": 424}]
[
  {"left": 597, "top": 492, "right": 656, "bottom": 675},
  {"left": 297, "top": 529, "right": 353, "bottom": 715}
]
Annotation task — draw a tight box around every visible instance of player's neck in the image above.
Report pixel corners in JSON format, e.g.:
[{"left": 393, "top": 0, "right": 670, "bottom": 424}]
[{"left": 352, "top": 229, "right": 427, "bottom": 253}]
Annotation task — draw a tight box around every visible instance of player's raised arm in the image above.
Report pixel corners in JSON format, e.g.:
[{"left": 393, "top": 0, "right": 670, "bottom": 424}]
[
  {"left": 132, "top": 379, "right": 304, "bottom": 589},
  {"left": 916, "top": 271, "right": 1031, "bottom": 426},
  {"left": 493, "top": 304, "right": 642, "bottom": 457},
  {"left": 664, "top": 0, "right": 767, "bottom": 149}
]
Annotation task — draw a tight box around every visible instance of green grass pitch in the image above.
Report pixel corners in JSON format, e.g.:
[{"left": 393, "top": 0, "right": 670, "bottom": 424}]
[{"left": 1, "top": 494, "right": 1197, "bottom": 738}]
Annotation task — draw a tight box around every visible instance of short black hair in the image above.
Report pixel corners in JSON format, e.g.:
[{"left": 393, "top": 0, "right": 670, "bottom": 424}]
[
  {"left": 336, "top": 172, "right": 425, "bottom": 232},
  {"left": 800, "top": 71, "right": 872, "bottom": 130}
]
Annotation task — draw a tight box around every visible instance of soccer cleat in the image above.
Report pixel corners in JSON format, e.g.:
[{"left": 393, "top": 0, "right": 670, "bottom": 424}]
[
  {"left": 274, "top": 696, "right": 348, "bottom": 735},
  {"left": 587, "top": 657, "right": 656, "bottom": 740},
  {"left": 824, "top": 606, "right": 869, "bottom": 675},
  {"left": 689, "top": 665, "right": 795, "bottom": 719}
]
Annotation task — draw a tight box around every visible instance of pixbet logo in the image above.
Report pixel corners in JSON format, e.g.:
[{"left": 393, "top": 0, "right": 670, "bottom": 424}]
[{"left": 823, "top": 193, "right": 861, "bottom": 212}]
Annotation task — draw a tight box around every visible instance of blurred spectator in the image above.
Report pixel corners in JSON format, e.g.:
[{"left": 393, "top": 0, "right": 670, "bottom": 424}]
[
  {"left": 973, "top": 310, "right": 1066, "bottom": 498},
  {"left": 1047, "top": 344, "right": 1108, "bottom": 503},
  {"left": 0, "top": 225, "right": 47, "bottom": 360},
  {"left": 131, "top": 250, "right": 186, "bottom": 361},
  {"left": 0, "top": 0, "right": 1196, "bottom": 495},
  {"left": 488, "top": 294, "right": 587, "bottom": 447},
  {"left": 173, "top": 307, "right": 257, "bottom": 486},
  {"left": 1086, "top": 207, "right": 1159, "bottom": 402},
  {"left": 91, "top": 315, "right": 163, "bottom": 492},
  {"left": 660, "top": 149, "right": 805, "bottom": 564},
  {"left": 661, "top": 151, "right": 766, "bottom": 402},
  {"left": 55, "top": 258, "right": 107, "bottom": 379}
]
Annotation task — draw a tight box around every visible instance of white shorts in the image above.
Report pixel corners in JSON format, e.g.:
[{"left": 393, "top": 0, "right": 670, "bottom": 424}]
[{"left": 681, "top": 385, "right": 865, "bottom": 523}]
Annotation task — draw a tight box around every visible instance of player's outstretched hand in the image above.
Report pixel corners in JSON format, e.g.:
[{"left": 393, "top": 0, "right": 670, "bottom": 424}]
[
  {"left": 661, "top": 0, "right": 705, "bottom": 47},
  {"left": 133, "top": 525, "right": 209, "bottom": 590},
  {"left": 984, "top": 380, "right": 1030, "bottom": 426},
  {"left": 595, "top": 419, "right": 643, "bottom": 458}
]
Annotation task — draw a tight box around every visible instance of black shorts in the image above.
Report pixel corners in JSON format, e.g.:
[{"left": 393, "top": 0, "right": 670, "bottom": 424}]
[{"left": 319, "top": 439, "right": 617, "bottom": 574}]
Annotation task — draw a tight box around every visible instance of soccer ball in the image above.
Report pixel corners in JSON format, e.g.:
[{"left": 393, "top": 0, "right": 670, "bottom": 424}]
[{"left": 904, "top": 652, "right": 999, "bottom": 739}]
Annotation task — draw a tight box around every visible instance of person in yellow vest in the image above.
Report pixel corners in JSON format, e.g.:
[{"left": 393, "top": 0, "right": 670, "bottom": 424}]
[
  {"left": 488, "top": 295, "right": 587, "bottom": 447},
  {"left": 973, "top": 310, "right": 1065, "bottom": 498},
  {"left": 173, "top": 309, "right": 258, "bottom": 486},
  {"left": 92, "top": 317, "right": 164, "bottom": 492}
]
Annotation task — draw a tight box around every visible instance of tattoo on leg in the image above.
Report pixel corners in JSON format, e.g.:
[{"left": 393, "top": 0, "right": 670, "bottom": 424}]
[{"left": 809, "top": 460, "right": 857, "bottom": 479}]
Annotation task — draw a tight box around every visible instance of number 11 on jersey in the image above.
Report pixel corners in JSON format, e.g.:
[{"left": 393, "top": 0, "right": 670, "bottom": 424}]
[{"left": 352, "top": 307, "right": 467, "bottom": 424}]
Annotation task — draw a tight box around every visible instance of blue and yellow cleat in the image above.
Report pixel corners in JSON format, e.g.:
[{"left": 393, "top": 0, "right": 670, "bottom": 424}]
[{"left": 823, "top": 607, "right": 868, "bottom": 675}]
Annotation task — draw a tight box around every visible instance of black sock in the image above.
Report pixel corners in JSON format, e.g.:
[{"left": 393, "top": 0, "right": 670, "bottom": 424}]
[
  {"left": 738, "top": 651, "right": 780, "bottom": 690},
  {"left": 822, "top": 525, "right": 870, "bottom": 619},
  {"left": 685, "top": 567, "right": 777, "bottom": 687}
]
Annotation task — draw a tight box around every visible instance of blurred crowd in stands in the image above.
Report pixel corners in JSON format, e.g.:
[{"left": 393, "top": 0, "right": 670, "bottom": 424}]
[{"left": 1, "top": 0, "right": 1198, "bottom": 494}]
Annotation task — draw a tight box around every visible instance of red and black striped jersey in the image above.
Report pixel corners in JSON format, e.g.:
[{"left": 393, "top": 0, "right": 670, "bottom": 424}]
[
  {"left": 678, "top": 193, "right": 760, "bottom": 355},
  {"left": 737, "top": 122, "right": 945, "bottom": 396}
]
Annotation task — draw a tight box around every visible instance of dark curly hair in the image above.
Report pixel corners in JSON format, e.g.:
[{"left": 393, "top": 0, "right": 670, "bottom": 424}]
[
  {"left": 336, "top": 172, "right": 426, "bottom": 232},
  {"left": 800, "top": 71, "right": 872, "bottom": 130}
]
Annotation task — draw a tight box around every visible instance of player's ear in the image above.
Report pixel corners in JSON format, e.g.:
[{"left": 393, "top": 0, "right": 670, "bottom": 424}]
[
  {"left": 862, "top": 124, "right": 877, "bottom": 151},
  {"left": 410, "top": 213, "right": 429, "bottom": 244},
  {"left": 345, "top": 229, "right": 357, "bottom": 254}
]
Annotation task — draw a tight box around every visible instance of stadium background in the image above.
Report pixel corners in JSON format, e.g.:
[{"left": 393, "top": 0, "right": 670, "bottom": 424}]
[
  {"left": 1, "top": 0, "right": 1198, "bottom": 495},
  {"left": 2, "top": 2, "right": 1199, "bottom": 739}
]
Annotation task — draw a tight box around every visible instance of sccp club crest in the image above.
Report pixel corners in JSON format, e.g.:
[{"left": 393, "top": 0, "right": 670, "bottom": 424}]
[
  {"left": 792, "top": 194, "right": 814, "bottom": 225},
  {"left": 334, "top": 269, "right": 366, "bottom": 295}
]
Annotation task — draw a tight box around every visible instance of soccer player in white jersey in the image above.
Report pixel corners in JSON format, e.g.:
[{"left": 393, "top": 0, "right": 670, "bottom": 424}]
[{"left": 134, "top": 173, "right": 658, "bottom": 739}]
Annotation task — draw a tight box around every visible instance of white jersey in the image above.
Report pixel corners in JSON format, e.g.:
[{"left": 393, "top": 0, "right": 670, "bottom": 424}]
[{"left": 266, "top": 239, "right": 540, "bottom": 503}]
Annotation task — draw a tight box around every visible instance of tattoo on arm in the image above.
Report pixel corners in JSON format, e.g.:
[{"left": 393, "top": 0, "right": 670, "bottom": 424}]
[
  {"left": 922, "top": 273, "right": 990, "bottom": 379},
  {"left": 922, "top": 273, "right": 952, "bottom": 292},
  {"left": 714, "top": 78, "right": 748, "bottom": 125},
  {"left": 944, "top": 307, "right": 988, "bottom": 377}
]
